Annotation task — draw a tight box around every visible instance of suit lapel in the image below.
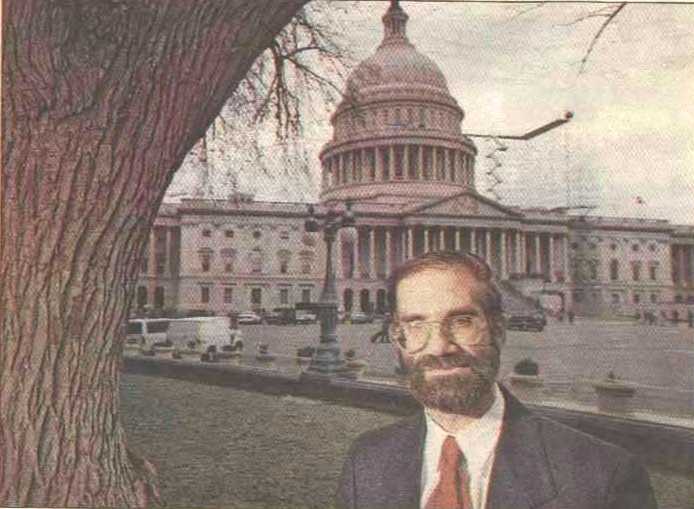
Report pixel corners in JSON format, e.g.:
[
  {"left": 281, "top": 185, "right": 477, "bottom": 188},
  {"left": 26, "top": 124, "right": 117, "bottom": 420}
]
[
  {"left": 384, "top": 413, "right": 426, "bottom": 509},
  {"left": 486, "top": 387, "right": 558, "bottom": 509}
]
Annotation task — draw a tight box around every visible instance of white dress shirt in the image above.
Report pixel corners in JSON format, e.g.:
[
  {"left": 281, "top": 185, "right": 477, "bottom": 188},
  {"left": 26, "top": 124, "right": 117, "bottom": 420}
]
[{"left": 420, "top": 384, "right": 506, "bottom": 509}]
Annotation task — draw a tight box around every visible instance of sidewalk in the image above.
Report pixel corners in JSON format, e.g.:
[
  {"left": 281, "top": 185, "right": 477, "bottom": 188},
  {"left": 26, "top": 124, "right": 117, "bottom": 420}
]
[{"left": 121, "top": 373, "right": 694, "bottom": 509}]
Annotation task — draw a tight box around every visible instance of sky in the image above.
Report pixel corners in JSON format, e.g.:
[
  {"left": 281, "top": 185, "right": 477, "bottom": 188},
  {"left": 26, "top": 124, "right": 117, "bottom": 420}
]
[{"left": 166, "top": 1, "right": 694, "bottom": 225}]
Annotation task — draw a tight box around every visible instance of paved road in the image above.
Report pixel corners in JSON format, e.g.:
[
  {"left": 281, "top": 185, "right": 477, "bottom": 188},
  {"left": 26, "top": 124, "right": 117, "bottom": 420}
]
[{"left": 225, "top": 318, "right": 694, "bottom": 417}]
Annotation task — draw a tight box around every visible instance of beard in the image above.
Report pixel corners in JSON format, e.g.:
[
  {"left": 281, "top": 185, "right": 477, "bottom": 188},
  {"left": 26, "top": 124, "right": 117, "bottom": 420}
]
[{"left": 402, "top": 348, "right": 499, "bottom": 415}]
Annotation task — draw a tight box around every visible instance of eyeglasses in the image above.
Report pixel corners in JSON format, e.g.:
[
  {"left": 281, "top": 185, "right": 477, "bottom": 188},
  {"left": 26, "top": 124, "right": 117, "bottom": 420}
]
[{"left": 389, "top": 315, "right": 490, "bottom": 353}]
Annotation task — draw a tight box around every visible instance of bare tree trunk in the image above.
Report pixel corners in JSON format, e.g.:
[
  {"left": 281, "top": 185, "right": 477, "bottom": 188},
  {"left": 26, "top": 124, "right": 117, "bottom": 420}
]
[{"left": 0, "top": 0, "right": 306, "bottom": 506}]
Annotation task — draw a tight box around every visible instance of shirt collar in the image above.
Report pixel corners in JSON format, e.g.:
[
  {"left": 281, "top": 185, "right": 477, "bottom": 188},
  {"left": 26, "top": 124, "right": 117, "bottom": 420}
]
[{"left": 424, "top": 384, "right": 506, "bottom": 477}]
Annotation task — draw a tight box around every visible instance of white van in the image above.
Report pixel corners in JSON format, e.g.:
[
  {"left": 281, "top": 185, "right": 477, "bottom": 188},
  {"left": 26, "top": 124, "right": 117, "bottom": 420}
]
[
  {"left": 126, "top": 319, "right": 171, "bottom": 353},
  {"left": 167, "top": 317, "right": 232, "bottom": 360}
]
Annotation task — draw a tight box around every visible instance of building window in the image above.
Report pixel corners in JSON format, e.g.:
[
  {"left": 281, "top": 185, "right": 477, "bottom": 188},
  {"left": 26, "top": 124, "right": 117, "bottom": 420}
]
[
  {"left": 609, "top": 259, "right": 619, "bottom": 281},
  {"left": 200, "top": 286, "right": 210, "bottom": 304},
  {"left": 610, "top": 243, "right": 617, "bottom": 251},
  {"left": 251, "top": 288, "right": 262, "bottom": 306},
  {"left": 611, "top": 293, "right": 620, "bottom": 304},
  {"left": 649, "top": 265, "right": 657, "bottom": 281},
  {"left": 650, "top": 293, "right": 658, "bottom": 303},
  {"left": 249, "top": 248, "right": 264, "bottom": 273},
  {"left": 649, "top": 244, "right": 656, "bottom": 252},
  {"left": 224, "top": 287, "right": 233, "bottom": 304},
  {"left": 280, "top": 262, "right": 288, "bottom": 274},
  {"left": 589, "top": 262, "right": 598, "bottom": 281},
  {"left": 675, "top": 294, "right": 683, "bottom": 303},
  {"left": 225, "top": 230, "right": 234, "bottom": 238},
  {"left": 279, "top": 230, "right": 290, "bottom": 240},
  {"left": 632, "top": 262, "right": 641, "bottom": 281},
  {"left": 199, "top": 251, "right": 212, "bottom": 272},
  {"left": 633, "top": 293, "right": 641, "bottom": 304},
  {"left": 202, "top": 229, "right": 212, "bottom": 237},
  {"left": 632, "top": 244, "right": 640, "bottom": 252},
  {"left": 156, "top": 256, "right": 166, "bottom": 274},
  {"left": 253, "top": 230, "right": 262, "bottom": 240},
  {"left": 279, "top": 288, "right": 289, "bottom": 305},
  {"left": 301, "top": 288, "right": 312, "bottom": 304}
]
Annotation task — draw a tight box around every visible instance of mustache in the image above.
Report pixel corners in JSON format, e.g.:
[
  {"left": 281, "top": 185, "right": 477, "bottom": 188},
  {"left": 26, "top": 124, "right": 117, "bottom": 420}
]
[{"left": 414, "top": 352, "right": 477, "bottom": 370}]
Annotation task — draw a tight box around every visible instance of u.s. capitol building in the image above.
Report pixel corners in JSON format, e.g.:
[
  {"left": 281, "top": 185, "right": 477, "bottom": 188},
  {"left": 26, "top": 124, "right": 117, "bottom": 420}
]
[{"left": 137, "top": 2, "right": 694, "bottom": 320}]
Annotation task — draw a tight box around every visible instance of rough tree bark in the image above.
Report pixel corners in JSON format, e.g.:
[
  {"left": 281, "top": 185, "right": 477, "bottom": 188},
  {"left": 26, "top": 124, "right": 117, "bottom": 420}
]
[{"left": 1, "top": 0, "right": 307, "bottom": 506}]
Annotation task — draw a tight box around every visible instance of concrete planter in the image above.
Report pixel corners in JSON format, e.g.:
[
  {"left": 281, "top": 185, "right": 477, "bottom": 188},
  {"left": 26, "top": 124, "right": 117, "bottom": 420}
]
[
  {"left": 339, "top": 360, "right": 368, "bottom": 379},
  {"left": 593, "top": 381, "right": 636, "bottom": 413},
  {"left": 507, "top": 374, "right": 544, "bottom": 401}
]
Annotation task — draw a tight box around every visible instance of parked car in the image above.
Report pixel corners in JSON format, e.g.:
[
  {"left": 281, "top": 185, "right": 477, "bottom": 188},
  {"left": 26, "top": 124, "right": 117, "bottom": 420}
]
[
  {"left": 265, "top": 308, "right": 296, "bottom": 325},
  {"left": 506, "top": 312, "right": 546, "bottom": 332},
  {"left": 350, "top": 311, "right": 374, "bottom": 324},
  {"left": 237, "top": 312, "right": 263, "bottom": 325},
  {"left": 126, "top": 318, "right": 171, "bottom": 352},
  {"left": 295, "top": 311, "right": 317, "bottom": 324},
  {"left": 167, "top": 316, "right": 232, "bottom": 360}
]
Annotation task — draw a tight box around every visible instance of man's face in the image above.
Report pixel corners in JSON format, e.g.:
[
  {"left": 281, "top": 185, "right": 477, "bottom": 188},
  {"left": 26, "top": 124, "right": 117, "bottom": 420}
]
[{"left": 393, "top": 266, "right": 501, "bottom": 415}]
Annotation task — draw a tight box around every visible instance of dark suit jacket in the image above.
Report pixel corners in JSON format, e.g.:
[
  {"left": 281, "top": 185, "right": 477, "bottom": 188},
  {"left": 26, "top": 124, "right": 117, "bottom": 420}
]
[{"left": 336, "top": 387, "right": 657, "bottom": 509}]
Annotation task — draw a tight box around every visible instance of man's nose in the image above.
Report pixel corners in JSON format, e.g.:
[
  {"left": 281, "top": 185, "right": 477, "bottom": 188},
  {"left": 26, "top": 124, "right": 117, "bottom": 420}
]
[{"left": 423, "top": 325, "right": 459, "bottom": 356}]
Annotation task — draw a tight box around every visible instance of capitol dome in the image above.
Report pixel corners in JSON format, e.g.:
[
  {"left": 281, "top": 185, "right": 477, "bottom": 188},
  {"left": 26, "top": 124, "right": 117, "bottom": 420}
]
[
  {"left": 320, "top": 1, "right": 477, "bottom": 205},
  {"left": 345, "top": 13, "right": 449, "bottom": 96}
]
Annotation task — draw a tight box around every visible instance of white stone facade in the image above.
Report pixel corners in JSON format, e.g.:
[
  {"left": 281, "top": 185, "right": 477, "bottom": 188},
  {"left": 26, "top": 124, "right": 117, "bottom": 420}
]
[{"left": 137, "top": 2, "right": 694, "bottom": 319}]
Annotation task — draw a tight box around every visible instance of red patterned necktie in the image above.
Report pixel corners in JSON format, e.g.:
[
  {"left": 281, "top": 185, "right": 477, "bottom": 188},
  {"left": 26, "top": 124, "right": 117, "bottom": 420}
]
[{"left": 425, "top": 435, "right": 473, "bottom": 509}]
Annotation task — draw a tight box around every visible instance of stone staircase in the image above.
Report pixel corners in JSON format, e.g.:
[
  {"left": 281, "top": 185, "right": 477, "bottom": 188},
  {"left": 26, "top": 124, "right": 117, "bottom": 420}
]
[{"left": 498, "top": 279, "right": 542, "bottom": 315}]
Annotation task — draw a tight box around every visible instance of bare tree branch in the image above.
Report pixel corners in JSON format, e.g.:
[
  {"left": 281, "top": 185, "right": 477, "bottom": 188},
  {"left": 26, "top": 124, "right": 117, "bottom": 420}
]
[{"left": 577, "top": 3, "right": 627, "bottom": 73}]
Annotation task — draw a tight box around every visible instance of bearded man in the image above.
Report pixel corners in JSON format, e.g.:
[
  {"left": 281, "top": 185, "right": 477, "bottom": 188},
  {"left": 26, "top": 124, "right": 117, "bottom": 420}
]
[{"left": 336, "top": 252, "right": 657, "bottom": 509}]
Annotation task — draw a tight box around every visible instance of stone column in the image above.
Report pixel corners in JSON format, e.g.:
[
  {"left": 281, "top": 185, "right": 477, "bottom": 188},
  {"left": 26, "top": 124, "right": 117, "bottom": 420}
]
[
  {"left": 369, "top": 227, "right": 376, "bottom": 279},
  {"left": 385, "top": 227, "right": 392, "bottom": 277},
  {"left": 501, "top": 230, "right": 508, "bottom": 279},
  {"left": 418, "top": 145, "right": 424, "bottom": 179},
  {"left": 375, "top": 146, "right": 384, "bottom": 182},
  {"left": 403, "top": 144, "right": 410, "bottom": 179},
  {"left": 424, "top": 227, "right": 430, "bottom": 253},
  {"left": 353, "top": 228, "right": 360, "bottom": 280},
  {"left": 407, "top": 227, "right": 414, "bottom": 259},
  {"left": 534, "top": 233, "right": 542, "bottom": 275},
  {"left": 389, "top": 145, "right": 396, "bottom": 179},
  {"left": 470, "top": 228, "right": 477, "bottom": 255},
  {"left": 563, "top": 235, "right": 570, "bottom": 283},
  {"left": 679, "top": 245, "right": 686, "bottom": 284},
  {"left": 439, "top": 227, "right": 446, "bottom": 251},
  {"left": 455, "top": 228, "right": 461, "bottom": 251},
  {"left": 485, "top": 229, "right": 492, "bottom": 265},
  {"left": 549, "top": 235, "right": 555, "bottom": 282},
  {"left": 515, "top": 231, "right": 523, "bottom": 275},
  {"left": 336, "top": 231, "right": 344, "bottom": 280}
]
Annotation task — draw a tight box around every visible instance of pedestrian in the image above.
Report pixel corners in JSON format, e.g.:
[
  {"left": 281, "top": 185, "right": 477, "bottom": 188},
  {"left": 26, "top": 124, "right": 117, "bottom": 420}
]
[{"left": 688, "top": 310, "right": 693, "bottom": 328}]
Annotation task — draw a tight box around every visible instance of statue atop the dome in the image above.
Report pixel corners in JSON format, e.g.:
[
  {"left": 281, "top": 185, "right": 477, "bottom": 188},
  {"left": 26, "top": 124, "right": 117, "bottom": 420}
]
[{"left": 381, "top": 0, "right": 411, "bottom": 47}]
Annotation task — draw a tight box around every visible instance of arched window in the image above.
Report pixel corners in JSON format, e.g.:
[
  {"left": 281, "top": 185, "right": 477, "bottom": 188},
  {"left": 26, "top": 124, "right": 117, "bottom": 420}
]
[
  {"left": 198, "top": 248, "right": 213, "bottom": 272},
  {"left": 610, "top": 259, "right": 620, "bottom": 281},
  {"left": 221, "top": 248, "right": 236, "bottom": 273},
  {"left": 249, "top": 248, "right": 264, "bottom": 274},
  {"left": 277, "top": 249, "right": 292, "bottom": 274},
  {"left": 299, "top": 250, "right": 315, "bottom": 274}
]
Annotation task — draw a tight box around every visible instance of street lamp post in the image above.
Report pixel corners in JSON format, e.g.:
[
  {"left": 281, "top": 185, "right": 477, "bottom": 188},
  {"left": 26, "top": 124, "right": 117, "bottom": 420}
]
[{"left": 304, "top": 202, "right": 356, "bottom": 376}]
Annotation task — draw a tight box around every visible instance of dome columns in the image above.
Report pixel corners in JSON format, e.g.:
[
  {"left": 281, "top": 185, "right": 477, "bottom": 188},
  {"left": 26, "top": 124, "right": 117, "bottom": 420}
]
[{"left": 320, "top": 142, "right": 475, "bottom": 196}]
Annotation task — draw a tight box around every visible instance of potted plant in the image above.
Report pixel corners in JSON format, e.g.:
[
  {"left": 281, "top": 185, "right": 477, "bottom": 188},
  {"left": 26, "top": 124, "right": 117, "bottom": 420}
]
[
  {"left": 507, "top": 358, "right": 544, "bottom": 400},
  {"left": 255, "top": 343, "right": 276, "bottom": 363},
  {"left": 296, "top": 346, "right": 315, "bottom": 367},
  {"left": 593, "top": 371, "right": 636, "bottom": 413},
  {"left": 340, "top": 349, "right": 368, "bottom": 379}
]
